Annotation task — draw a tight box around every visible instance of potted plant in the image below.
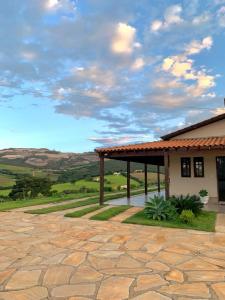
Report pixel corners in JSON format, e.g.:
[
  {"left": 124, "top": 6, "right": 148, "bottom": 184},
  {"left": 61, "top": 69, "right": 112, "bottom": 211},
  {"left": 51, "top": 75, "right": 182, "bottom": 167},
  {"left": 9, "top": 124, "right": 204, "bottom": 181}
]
[{"left": 199, "top": 189, "right": 209, "bottom": 204}]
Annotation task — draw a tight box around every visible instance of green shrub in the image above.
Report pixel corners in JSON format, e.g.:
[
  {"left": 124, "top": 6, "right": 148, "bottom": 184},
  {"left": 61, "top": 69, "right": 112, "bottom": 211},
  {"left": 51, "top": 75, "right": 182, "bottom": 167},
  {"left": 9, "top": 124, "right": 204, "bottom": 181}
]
[
  {"left": 169, "top": 194, "right": 203, "bottom": 215},
  {"left": 104, "top": 186, "right": 113, "bottom": 192},
  {"left": 180, "top": 210, "right": 195, "bottom": 224},
  {"left": 199, "top": 189, "right": 208, "bottom": 197},
  {"left": 145, "top": 195, "right": 177, "bottom": 221}
]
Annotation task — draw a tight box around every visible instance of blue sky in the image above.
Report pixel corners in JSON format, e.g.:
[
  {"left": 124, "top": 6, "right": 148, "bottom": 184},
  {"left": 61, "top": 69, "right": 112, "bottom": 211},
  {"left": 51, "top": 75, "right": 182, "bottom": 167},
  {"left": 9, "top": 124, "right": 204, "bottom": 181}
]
[{"left": 0, "top": 0, "right": 225, "bottom": 152}]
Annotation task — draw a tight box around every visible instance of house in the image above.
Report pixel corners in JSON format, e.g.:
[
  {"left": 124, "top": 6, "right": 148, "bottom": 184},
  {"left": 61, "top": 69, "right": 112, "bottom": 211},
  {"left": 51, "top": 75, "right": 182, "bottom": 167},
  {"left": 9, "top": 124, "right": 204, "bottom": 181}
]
[
  {"left": 113, "top": 172, "right": 121, "bottom": 176},
  {"left": 120, "top": 185, "right": 127, "bottom": 190},
  {"left": 95, "top": 113, "right": 225, "bottom": 205}
]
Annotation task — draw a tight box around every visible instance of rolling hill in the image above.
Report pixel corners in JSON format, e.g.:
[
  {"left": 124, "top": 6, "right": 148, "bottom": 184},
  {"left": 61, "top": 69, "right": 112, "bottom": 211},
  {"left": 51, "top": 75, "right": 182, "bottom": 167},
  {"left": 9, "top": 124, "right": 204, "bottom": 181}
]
[{"left": 0, "top": 148, "right": 164, "bottom": 192}]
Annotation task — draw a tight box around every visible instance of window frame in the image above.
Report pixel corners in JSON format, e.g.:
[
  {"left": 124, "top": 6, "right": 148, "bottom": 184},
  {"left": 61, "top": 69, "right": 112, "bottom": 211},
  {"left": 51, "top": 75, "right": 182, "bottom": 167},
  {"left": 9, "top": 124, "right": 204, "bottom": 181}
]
[
  {"left": 193, "top": 157, "right": 204, "bottom": 178},
  {"left": 180, "top": 157, "right": 191, "bottom": 178}
]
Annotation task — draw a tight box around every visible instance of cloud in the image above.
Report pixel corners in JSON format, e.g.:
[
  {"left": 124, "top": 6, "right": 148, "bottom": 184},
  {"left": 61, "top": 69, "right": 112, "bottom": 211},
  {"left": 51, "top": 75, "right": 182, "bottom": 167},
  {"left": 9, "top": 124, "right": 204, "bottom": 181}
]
[
  {"left": 71, "top": 65, "right": 116, "bottom": 88},
  {"left": 111, "top": 22, "right": 138, "bottom": 54},
  {"left": 212, "top": 107, "right": 225, "bottom": 115},
  {"left": 45, "top": 0, "right": 59, "bottom": 10},
  {"left": 217, "top": 6, "right": 225, "bottom": 26},
  {"left": 192, "top": 13, "right": 211, "bottom": 25},
  {"left": 185, "top": 36, "right": 213, "bottom": 55},
  {"left": 151, "top": 5, "right": 183, "bottom": 32},
  {"left": 131, "top": 58, "right": 145, "bottom": 70},
  {"left": 151, "top": 20, "right": 163, "bottom": 32},
  {"left": 161, "top": 36, "right": 215, "bottom": 97},
  {"left": 90, "top": 136, "right": 136, "bottom": 146},
  {"left": 44, "top": 0, "right": 76, "bottom": 12},
  {"left": 0, "top": 0, "right": 222, "bottom": 148},
  {"left": 164, "top": 5, "right": 183, "bottom": 25}
]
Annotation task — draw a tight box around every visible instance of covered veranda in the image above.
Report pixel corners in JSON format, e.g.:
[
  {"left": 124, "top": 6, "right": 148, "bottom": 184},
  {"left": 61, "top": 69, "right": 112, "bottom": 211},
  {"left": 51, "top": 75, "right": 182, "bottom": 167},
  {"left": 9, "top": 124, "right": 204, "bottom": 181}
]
[
  {"left": 95, "top": 145, "right": 170, "bottom": 206},
  {"left": 95, "top": 136, "right": 225, "bottom": 212}
]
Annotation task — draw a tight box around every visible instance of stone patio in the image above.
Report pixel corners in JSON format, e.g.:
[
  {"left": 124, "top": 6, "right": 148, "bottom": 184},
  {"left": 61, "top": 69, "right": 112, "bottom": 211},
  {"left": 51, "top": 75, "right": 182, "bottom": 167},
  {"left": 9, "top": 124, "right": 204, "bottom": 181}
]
[{"left": 0, "top": 211, "right": 225, "bottom": 299}]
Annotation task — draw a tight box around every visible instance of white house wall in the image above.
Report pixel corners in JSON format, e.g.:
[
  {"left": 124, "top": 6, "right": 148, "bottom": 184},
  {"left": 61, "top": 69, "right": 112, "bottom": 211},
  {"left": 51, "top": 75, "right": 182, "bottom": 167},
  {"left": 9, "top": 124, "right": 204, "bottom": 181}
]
[
  {"left": 169, "top": 150, "right": 225, "bottom": 200},
  {"left": 171, "top": 119, "right": 225, "bottom": 140}
]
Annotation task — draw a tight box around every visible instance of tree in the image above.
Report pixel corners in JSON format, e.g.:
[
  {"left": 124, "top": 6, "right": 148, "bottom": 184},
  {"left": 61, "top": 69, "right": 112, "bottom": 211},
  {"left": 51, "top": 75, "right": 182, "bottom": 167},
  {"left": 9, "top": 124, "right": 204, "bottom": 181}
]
[{"left": 9, "top": 176, "right": 53, "bottom": 200}]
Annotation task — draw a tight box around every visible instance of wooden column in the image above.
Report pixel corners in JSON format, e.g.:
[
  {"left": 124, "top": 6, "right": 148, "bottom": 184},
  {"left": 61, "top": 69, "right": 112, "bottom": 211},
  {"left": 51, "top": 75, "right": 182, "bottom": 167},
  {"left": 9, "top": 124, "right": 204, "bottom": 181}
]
[
  {"left": 127, "top": 161, "right": 131, "bottom": 199},
  {"left": 164, "top": 151, "right": 170, "bottom": 199},
  {"left": 157, "top": 165, "right": 161, "bottom": 193},
  {"left": 99, "top": 154, "right": 104, "bottom": 205},
  {"left": 144, "top": 163, "right": 148, "bottom": 195}
]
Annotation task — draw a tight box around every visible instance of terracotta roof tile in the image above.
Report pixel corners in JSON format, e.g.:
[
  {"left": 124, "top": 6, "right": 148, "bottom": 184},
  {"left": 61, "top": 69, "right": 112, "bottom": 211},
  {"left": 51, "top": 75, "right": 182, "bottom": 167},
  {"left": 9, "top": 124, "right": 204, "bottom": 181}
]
[{"left": 95, "top": 136, "right": 225, "bottom": 153}]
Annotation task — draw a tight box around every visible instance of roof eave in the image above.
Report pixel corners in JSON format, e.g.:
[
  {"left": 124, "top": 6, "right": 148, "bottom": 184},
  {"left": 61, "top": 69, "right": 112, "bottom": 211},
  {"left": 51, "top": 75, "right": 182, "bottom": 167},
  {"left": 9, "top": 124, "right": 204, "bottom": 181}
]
[{"left": 161, "top": 113, "right": 225, "bottom": 140}]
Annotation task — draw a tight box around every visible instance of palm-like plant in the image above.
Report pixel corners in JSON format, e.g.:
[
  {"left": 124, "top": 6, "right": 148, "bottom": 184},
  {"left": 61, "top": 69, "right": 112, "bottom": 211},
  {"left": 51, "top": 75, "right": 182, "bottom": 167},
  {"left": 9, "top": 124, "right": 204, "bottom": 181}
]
[
  {"left": 145, "top": 195, "right": 177, "bottom": 221},
  {"left": 169, "top": 194, "right": 203, "bottom": 215}
]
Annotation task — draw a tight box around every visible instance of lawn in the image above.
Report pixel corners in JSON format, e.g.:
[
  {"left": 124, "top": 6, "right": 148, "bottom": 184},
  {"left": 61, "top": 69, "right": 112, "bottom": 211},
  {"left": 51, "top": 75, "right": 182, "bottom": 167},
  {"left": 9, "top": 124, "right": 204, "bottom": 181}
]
[
  {"left": 65, "top": 205, "right": 106, "bottom": 218},
  {"left": 90, "top": 205, "right": 131, "bottom": 221},
  {"left": 123, "top": 209, "right": 216, "bottom": 232}
]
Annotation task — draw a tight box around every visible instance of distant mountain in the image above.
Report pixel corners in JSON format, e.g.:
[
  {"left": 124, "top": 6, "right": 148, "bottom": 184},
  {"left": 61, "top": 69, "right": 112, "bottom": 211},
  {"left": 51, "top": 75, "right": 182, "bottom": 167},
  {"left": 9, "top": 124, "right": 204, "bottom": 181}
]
[
  {"left": 0, "top": 148, "right": 98, "bottom": 170},
  {"left": 0, "top": 148, "right": 163, "bottom": 187}
]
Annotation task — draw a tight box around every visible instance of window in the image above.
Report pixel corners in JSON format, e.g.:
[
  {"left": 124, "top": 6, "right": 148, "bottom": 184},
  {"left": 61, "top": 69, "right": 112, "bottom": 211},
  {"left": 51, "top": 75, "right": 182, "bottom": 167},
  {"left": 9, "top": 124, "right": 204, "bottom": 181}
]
[
  {"left": 181, "top": 157, "right": 191, "bottom": 177},
  {"left": 194, "top": 157, "right": 204, "bottom": 177}
]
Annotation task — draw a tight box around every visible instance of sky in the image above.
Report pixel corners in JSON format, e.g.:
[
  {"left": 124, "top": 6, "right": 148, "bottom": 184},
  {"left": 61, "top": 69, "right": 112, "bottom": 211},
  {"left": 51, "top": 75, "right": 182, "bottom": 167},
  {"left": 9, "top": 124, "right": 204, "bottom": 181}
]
[{"left": 0, "top": 0, "right": 225, "bottom": 152}]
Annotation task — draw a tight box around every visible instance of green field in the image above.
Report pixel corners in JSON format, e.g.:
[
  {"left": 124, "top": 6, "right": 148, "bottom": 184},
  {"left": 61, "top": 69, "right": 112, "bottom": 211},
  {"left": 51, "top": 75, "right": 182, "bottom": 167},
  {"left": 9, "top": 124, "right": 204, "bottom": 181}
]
[
  {"left": 0, "top": 163, "right": 35, "bottom": 174},
  {"left": 0, "top": 173, "right": 141, "bottom": 198},
  {"left": 0, "top": 163, "right": 57, "bottom": 190},
  {"left": 131, "top": 172, "right": 165, "bottom": 185},
  {"left": 0, "top": 189, "right": 11, "bottom": 196},
  {"left": 0, "top": 174, "right": 15, "bottom": 187},
  {"left": 53, "top": 174, "right": 140, "bottom": 192}
]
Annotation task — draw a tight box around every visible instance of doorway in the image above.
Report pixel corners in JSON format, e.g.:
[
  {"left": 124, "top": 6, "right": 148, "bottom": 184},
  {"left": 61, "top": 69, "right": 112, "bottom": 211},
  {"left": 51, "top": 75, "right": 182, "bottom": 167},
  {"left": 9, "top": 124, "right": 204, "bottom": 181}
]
[{"left": 216, "top": 156, "right": 225, "bottom": 202}]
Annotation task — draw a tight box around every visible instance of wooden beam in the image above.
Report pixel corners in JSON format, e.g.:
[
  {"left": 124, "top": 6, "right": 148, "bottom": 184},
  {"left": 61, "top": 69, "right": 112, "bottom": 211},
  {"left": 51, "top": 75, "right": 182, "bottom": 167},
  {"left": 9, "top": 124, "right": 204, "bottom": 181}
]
[
  {"left": 157, "top": 165, "right": 160, "bottom": 193},
  {"left": 105, "top": 151, "right": 164, "bottom": 158},
  {"left": 164, "top": 152, "right": 170, "bottom": 199},
  {"left": 144, "top": 163, "right": 148, "bottom": 195},
  {"left": 99, "top": 154, "right": 104, "bottom": 205},
  {"left": 127, "top": 161, "right": 131, "bottom": 199}
]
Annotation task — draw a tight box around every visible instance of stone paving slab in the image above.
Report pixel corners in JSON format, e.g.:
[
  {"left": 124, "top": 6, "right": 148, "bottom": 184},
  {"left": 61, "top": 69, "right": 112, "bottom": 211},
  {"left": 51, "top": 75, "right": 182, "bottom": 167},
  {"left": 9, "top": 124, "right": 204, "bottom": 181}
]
[
  {"left": 0, "top": 211, "right": 224, "bottom": 299},
  {"left": 215, "top": 213, "right": 225, "bottom": 233},
  {"left": 110, "top": 207, "right": 143, "bottom": 222}
]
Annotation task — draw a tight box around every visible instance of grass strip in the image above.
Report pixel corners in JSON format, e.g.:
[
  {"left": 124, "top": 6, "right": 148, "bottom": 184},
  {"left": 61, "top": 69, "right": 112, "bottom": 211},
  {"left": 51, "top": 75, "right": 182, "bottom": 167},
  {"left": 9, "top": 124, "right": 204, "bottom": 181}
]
[
  {"left": 24, "top": 190, "right": 147, "bottom": 215},
  {"left": 0, "top": 186, "right": 160, "bottom": 213},
  {"left": 0, "top": 193, "right": 98, "bottom": 212},
  {"left": 0, "top": 190, "right": 130, "bottom": 212},
  {"left": 65, "top": 205, "right": 106, "bottom": 218},
  {"left": 26, "top": 198, "right": 100, "bottom": 214},
  {"left": 123, "top": 209, "right": 216, "bottom": 232},
  {"left": 90, "top": 205, "right": 131, "bottom": 221}
]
